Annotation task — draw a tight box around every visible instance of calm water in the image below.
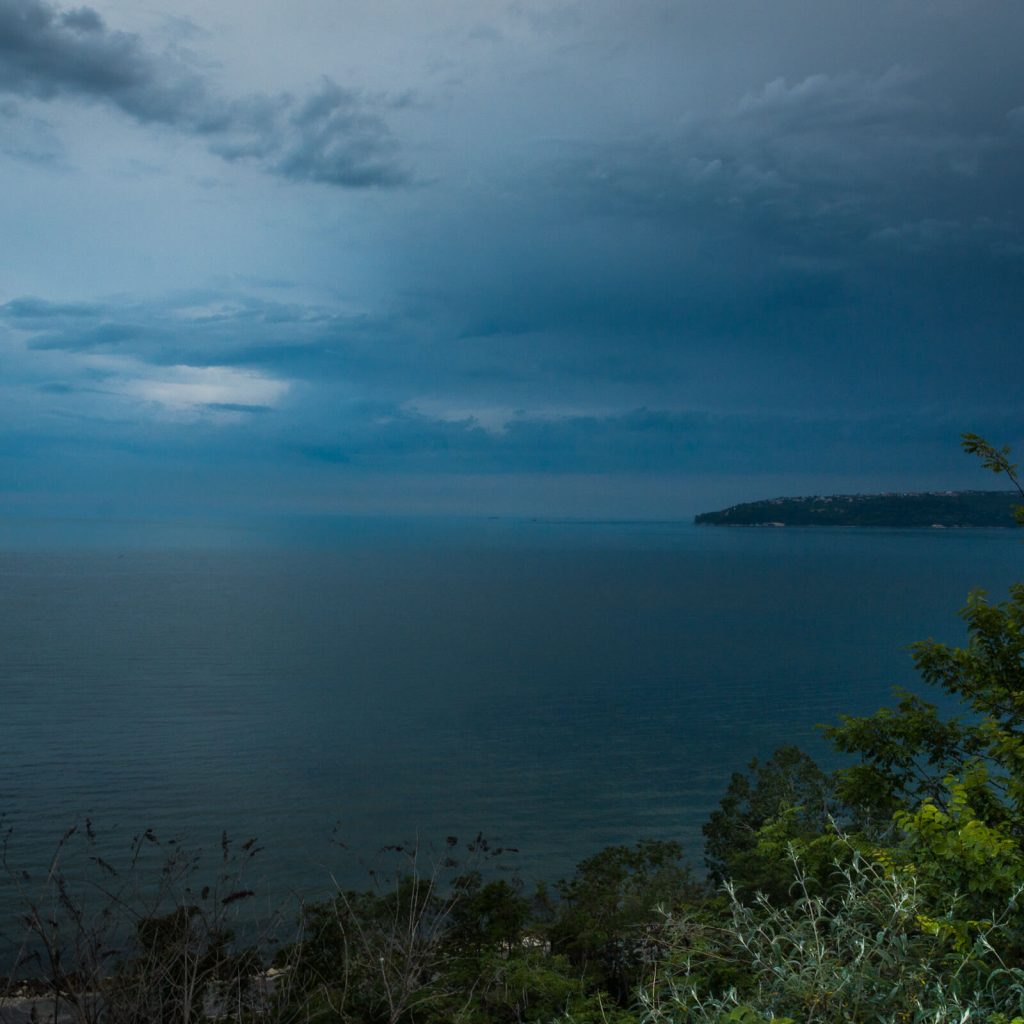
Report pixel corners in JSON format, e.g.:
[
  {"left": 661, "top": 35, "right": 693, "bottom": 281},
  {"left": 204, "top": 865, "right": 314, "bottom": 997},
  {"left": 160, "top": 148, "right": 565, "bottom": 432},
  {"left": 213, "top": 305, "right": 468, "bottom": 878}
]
[{"left": 1, "top": 516, "right": 1022, "bottom": 934}]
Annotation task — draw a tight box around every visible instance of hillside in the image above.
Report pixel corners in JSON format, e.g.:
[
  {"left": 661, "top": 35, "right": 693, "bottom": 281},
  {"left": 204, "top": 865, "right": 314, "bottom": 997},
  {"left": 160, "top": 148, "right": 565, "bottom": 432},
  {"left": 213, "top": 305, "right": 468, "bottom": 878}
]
[{"left": 695, "top": 490, "right": 1021, "bottom": 527}]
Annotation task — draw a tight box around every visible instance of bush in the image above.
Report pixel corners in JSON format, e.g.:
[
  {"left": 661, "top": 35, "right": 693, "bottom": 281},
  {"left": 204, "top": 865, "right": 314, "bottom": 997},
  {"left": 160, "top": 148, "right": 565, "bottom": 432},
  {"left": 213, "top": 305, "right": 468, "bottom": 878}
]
[{"left": 639, "top": 841, "right": 1024, "bottom": 1024}]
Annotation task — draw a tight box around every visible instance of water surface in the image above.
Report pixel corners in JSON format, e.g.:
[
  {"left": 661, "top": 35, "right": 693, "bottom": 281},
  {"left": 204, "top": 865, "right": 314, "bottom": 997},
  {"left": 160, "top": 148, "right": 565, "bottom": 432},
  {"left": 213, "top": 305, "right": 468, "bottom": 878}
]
[{"left": 2, "top": 516, "right": 1021, "bottom": 927}]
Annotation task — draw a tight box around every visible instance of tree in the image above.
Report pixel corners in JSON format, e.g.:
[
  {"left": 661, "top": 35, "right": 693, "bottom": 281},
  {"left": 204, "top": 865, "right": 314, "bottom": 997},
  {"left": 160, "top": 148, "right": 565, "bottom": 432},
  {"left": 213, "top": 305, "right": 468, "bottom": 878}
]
[
  {"left": 702, "top": 746, "right": 836, "bottom": 900},
  {"left": 798, "top": 435, "right": 1024, "bottom": 964},
  {"left": 549, "top": 840, "right": 698, "bottom": 1001},
  {"left": 824, "top": 434, "right": 1024, "bottom": 821}
]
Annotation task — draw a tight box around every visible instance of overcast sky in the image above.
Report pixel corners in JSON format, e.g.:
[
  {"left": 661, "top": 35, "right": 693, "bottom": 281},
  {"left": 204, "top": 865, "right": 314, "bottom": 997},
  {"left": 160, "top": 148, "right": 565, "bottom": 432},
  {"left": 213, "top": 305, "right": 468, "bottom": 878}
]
[{"left": 1, "top": 0, "right": 1022, "bottom": 519}]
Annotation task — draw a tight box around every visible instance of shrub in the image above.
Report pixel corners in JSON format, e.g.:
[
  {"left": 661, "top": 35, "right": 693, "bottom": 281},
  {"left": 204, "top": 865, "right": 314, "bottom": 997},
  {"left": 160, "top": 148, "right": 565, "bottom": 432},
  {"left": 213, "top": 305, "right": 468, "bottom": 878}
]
[{"left": 639, "top": 842, "right": 1024, "bottom": 1024}]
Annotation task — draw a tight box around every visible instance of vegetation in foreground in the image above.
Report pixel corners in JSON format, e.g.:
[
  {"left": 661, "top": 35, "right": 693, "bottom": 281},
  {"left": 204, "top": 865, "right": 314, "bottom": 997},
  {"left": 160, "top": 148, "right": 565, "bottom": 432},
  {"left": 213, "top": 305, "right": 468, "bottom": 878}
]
[{"left": 4, "top": 434, "right": 1024, "bottom": 1024}]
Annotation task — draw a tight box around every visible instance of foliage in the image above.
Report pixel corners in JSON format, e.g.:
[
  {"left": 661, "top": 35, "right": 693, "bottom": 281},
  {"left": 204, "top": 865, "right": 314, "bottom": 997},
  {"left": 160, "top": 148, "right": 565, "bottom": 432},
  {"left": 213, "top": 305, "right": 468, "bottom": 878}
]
[
  {"left": 825, "top": 584, "right": 1024, "bottom": 832},
  {"left": 273, "top": 837, "right": 512, "bottom": 1024},
  {"left": 270, "top": 834, "right": 648, "bottom": 1024},
  {"left": 435, "top": 948, "right": 637, "bottom": 1024},
  {"left": 891, "top": 767, "right": 1024, "bottom": 961},
  {"left": 639, "top": 844, "right": 1024, "bottom": 1024},
  {"left": 822, "top": 436, "right": 1024, "bottom": 836},
  {"left": 961, "top": 434, "right": 1024, "bottom": 525},
  {"left": 702, "top": 746, "right": 836, "bottom": 900},
  {"left": 549, "top": 840, "right": 699, "bottom": 1000}
]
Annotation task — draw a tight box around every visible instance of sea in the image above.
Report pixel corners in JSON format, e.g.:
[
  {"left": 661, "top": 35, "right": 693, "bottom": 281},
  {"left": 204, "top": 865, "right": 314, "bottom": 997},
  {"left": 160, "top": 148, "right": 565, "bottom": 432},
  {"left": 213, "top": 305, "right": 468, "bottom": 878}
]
[{"left": 1, "top": 515, "right": 1021, "bottom": 942}]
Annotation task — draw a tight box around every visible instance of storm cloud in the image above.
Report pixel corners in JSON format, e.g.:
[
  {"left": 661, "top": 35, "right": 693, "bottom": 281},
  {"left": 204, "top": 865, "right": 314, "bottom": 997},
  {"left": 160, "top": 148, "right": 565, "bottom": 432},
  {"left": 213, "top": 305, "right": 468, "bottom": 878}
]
[
  {"left": 0, "top": 0, "right": 406, "bottom": 186},
  {"left": 1, "top": 0, "right": 1023, "bottom": 518}
]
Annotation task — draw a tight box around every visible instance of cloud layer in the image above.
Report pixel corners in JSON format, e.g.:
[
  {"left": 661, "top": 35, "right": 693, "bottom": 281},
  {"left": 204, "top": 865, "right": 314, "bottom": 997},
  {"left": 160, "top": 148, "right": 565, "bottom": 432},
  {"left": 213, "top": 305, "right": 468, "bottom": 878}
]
[
  {"left": 0, "top": 0, "right": 406, "bottom": 185},
  {"left": 1, "top": 0, "right": 1023, "bottom": 517}
]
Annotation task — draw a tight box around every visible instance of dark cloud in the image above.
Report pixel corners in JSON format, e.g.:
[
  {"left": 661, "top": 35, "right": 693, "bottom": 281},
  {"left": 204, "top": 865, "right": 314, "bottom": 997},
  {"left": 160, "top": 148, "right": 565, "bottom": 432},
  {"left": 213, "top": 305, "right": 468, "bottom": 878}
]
[
  {"left": 3, "top": 1, "right": 1024, "bottom": 516},
  {"left": 293, "top": 443, "right": 351, "bottom": 464},
  {"left": 0, "top": 293, "right": 376, "bottom": 369},
  {"left": 0, "top": 0, "right": 407, "bottom": 185},
  {"left": 3, "top": 296, "right": 101, "bottom": 319},
  {"left": 27, "top": 320, "right": 145, "bottom": 350},
  {"left": 202, "top": 402, "right": 272, "bottom": 414},
  {"left": 548, "top": 67, "right": 1024, "bottom": 256},
  {"left": 0, "top": 0, "right": 204, "bottom": 120},
  {"left": 366, "top": 49, "right": 1024, "bottom": 425},
  {"left": 278, "top": 403, "right": 1024, "bottom": 480},
  {"left": 208, "top": 79, "right": 407, "bottom": 187}
]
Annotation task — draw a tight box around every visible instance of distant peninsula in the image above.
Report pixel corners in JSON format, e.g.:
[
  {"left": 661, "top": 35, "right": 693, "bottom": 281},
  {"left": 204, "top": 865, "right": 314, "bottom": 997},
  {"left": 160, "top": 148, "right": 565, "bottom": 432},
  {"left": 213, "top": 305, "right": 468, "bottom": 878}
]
[{"left": 695, "top": 490, "right": 1022, "bottom": 528}]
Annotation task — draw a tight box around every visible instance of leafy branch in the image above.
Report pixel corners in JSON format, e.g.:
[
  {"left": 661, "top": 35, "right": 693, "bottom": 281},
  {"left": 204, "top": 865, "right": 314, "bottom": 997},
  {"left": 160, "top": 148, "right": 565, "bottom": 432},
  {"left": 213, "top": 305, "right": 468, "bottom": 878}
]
[{"left": 961, "top": 432, "right": 1024, "bottom": 524}]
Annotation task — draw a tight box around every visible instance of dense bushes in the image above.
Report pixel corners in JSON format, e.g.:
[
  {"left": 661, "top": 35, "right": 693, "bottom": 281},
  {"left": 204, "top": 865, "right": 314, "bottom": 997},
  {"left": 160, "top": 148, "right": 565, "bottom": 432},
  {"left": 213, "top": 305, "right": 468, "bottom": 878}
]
[{"left": 640, "top": 845, "right": 1024, "bottom": 1024}]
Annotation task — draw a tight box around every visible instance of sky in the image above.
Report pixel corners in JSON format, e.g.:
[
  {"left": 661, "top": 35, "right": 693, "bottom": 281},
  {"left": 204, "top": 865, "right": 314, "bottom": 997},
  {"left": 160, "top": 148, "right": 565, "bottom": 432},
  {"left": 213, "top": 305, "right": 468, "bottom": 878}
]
[{"left": 1, "top": 0, "right": 1022, "bottom": 520}]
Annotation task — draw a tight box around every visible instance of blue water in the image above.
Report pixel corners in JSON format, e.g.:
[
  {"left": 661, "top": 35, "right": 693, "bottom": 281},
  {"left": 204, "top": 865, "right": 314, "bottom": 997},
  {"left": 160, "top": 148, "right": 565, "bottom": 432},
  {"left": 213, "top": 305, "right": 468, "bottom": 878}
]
[{"left": 1, "top": 516, "right": 1021, "bottom": 933}]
